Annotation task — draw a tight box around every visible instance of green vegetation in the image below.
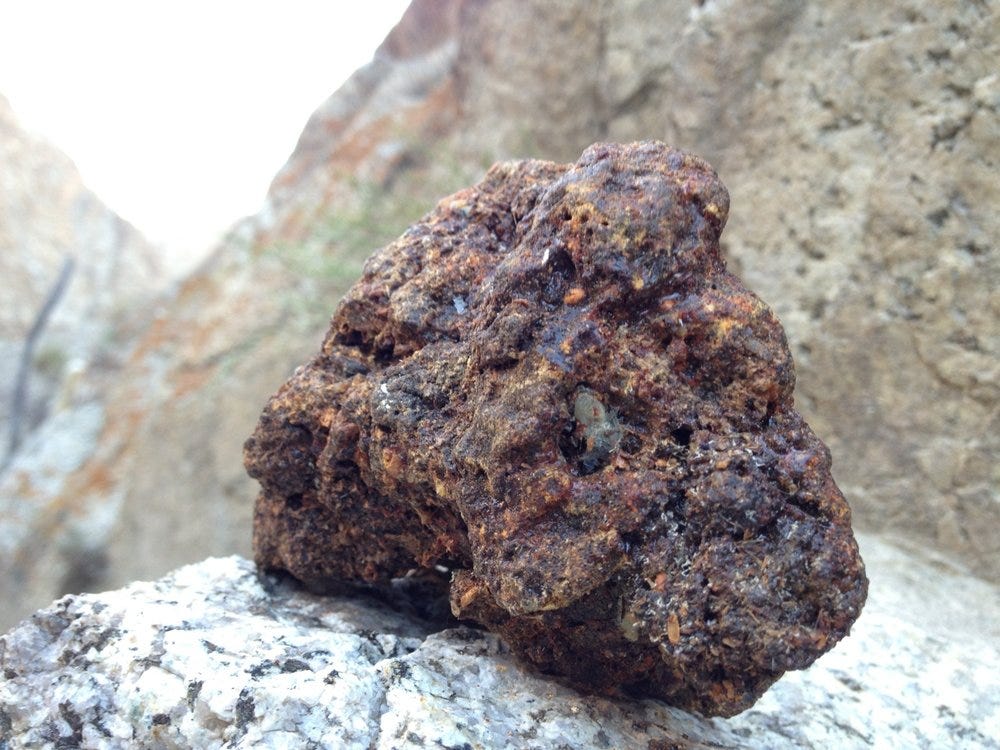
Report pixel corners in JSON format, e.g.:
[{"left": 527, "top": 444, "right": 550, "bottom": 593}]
[
  {"left": 260, "top": 143, "right": 488, "bottom": 326},
  {"left": 32, "top": 344, "right": 68, "bottom": 378},
  {"left": 264, "top": 178, "right": 429, "bottom": 287}
]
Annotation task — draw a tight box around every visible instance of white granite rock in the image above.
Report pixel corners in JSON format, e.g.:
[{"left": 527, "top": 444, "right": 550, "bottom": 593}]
[{"left": 1, "top": 534, "right": 997, "bottom": 749}]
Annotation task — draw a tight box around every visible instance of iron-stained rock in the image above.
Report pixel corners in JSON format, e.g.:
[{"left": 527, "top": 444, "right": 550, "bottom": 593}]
[{"left": 244, "top": 141, "right": 867, "bottom": 717}]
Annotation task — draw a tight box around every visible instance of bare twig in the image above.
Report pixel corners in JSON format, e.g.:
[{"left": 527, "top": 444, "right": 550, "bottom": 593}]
[{"left": 3, "top": 255, "right": 76, "bottom": 470}]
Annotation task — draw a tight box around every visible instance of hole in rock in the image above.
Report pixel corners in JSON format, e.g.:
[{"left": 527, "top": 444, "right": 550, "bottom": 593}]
[
  {"left": 671, "top": 426, "right": 693, "bottom": 448},
  {"left": 559, "top": 387, "right": 623, "bottom": 475},
  {"left": 541, "top": 249, "right": 577, "bottom": 305}
]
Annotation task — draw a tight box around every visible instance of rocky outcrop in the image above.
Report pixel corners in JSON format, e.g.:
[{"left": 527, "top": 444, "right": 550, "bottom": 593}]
[
  {"left": 449, "top": 0, "right": 1000, "bottom": 580},
  {"left": 1, "top": 0, "right": 995, "bottom": 630},
  {"left": 0, "top": 534, "right": 996, "bottom": 748},
  {"left": 0, "top": 93, "right": 162, "bottom": 431},
  {"left": 0, "top": 95, "right": 164, "bottom": 624},
  {"left": 0, "top": 0, "right": 478, "bottom": 633}
]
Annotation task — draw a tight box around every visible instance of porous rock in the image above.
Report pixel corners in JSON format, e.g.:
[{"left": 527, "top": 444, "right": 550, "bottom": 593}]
[
  {"left": 1, "top": 538, "right": 996, "bottom": 749},
  {"left": 244, "top": 141, "right": 867, "bottom": 717}
]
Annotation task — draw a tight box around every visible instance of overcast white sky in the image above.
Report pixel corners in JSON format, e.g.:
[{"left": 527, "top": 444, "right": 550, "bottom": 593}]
[{"left": 0, "top": 1, "right": 410, "bottom": 274}]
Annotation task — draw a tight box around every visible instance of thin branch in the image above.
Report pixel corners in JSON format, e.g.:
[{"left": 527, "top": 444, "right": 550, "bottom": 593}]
[{"left": 3, "top": 255, "right": 76, "bottom": 470}]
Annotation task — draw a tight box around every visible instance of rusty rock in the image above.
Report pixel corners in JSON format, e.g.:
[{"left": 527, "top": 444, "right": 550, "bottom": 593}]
[{"left": 244, "top": 141, "right": 867, "bottom": 717}]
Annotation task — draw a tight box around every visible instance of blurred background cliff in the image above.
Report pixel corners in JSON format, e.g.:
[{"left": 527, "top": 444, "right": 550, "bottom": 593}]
[{"left": 0, "top": 0, "right": 996, "bottom": 631}]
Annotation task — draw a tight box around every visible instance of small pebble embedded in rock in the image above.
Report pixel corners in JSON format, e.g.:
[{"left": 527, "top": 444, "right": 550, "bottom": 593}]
[{"left": 244, "top": 141, "right": 868, "bottom": 717}]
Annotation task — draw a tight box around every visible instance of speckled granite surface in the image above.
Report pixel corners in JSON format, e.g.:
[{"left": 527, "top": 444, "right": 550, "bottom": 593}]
[{"left": 1, "top": 533, "right": 996, "bottom": 749}]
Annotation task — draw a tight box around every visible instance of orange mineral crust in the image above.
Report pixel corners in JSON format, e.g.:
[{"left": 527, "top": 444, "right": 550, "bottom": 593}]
[{"left": 244, "top": 142, "right": 867, "bottom": 717}]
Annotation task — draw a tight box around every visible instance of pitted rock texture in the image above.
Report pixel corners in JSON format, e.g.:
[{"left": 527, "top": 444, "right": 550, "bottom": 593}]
[{"left": 244, "top": 141, "right": 867, "bottom": 717}]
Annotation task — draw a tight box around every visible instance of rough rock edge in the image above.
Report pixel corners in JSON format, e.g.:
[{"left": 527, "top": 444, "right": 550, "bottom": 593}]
[{"left": 245, "top": 140, "right": 867, "bottom": 715}]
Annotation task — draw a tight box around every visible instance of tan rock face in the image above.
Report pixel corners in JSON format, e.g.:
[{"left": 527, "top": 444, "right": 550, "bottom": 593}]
[
  {"left": 0, "top": 2, "right": 471, "bottom": 631},
  {"left": 3, "top": 0, "right": 994, "bottom": 631},
  {"left": 225, "top": 0, "right": 1000, "bottom": 583},
  {"left": 0, "top": 96, "right": 162, "bottom": 340},
  {"left": 452, "top": 0, "right": 999, "bottom": 578},
  {"left": 0, "top": 94, "right": 162, "bottom": 428},
  {"left": 0, "top": 95, "right": 164, "bottom": 627},
  {"left": 245, "top": 142, "right": 868, "bottom": 717}
]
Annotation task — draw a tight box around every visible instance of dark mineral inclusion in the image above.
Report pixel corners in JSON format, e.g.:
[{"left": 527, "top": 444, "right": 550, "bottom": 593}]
[{"left": 245, "top": 141, "right": 868, "bottom": 717}]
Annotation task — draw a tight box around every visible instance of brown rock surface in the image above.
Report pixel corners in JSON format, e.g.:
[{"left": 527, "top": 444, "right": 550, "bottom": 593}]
[{"left": 245, "top": 142, "right": 867, "bottom": 717}]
